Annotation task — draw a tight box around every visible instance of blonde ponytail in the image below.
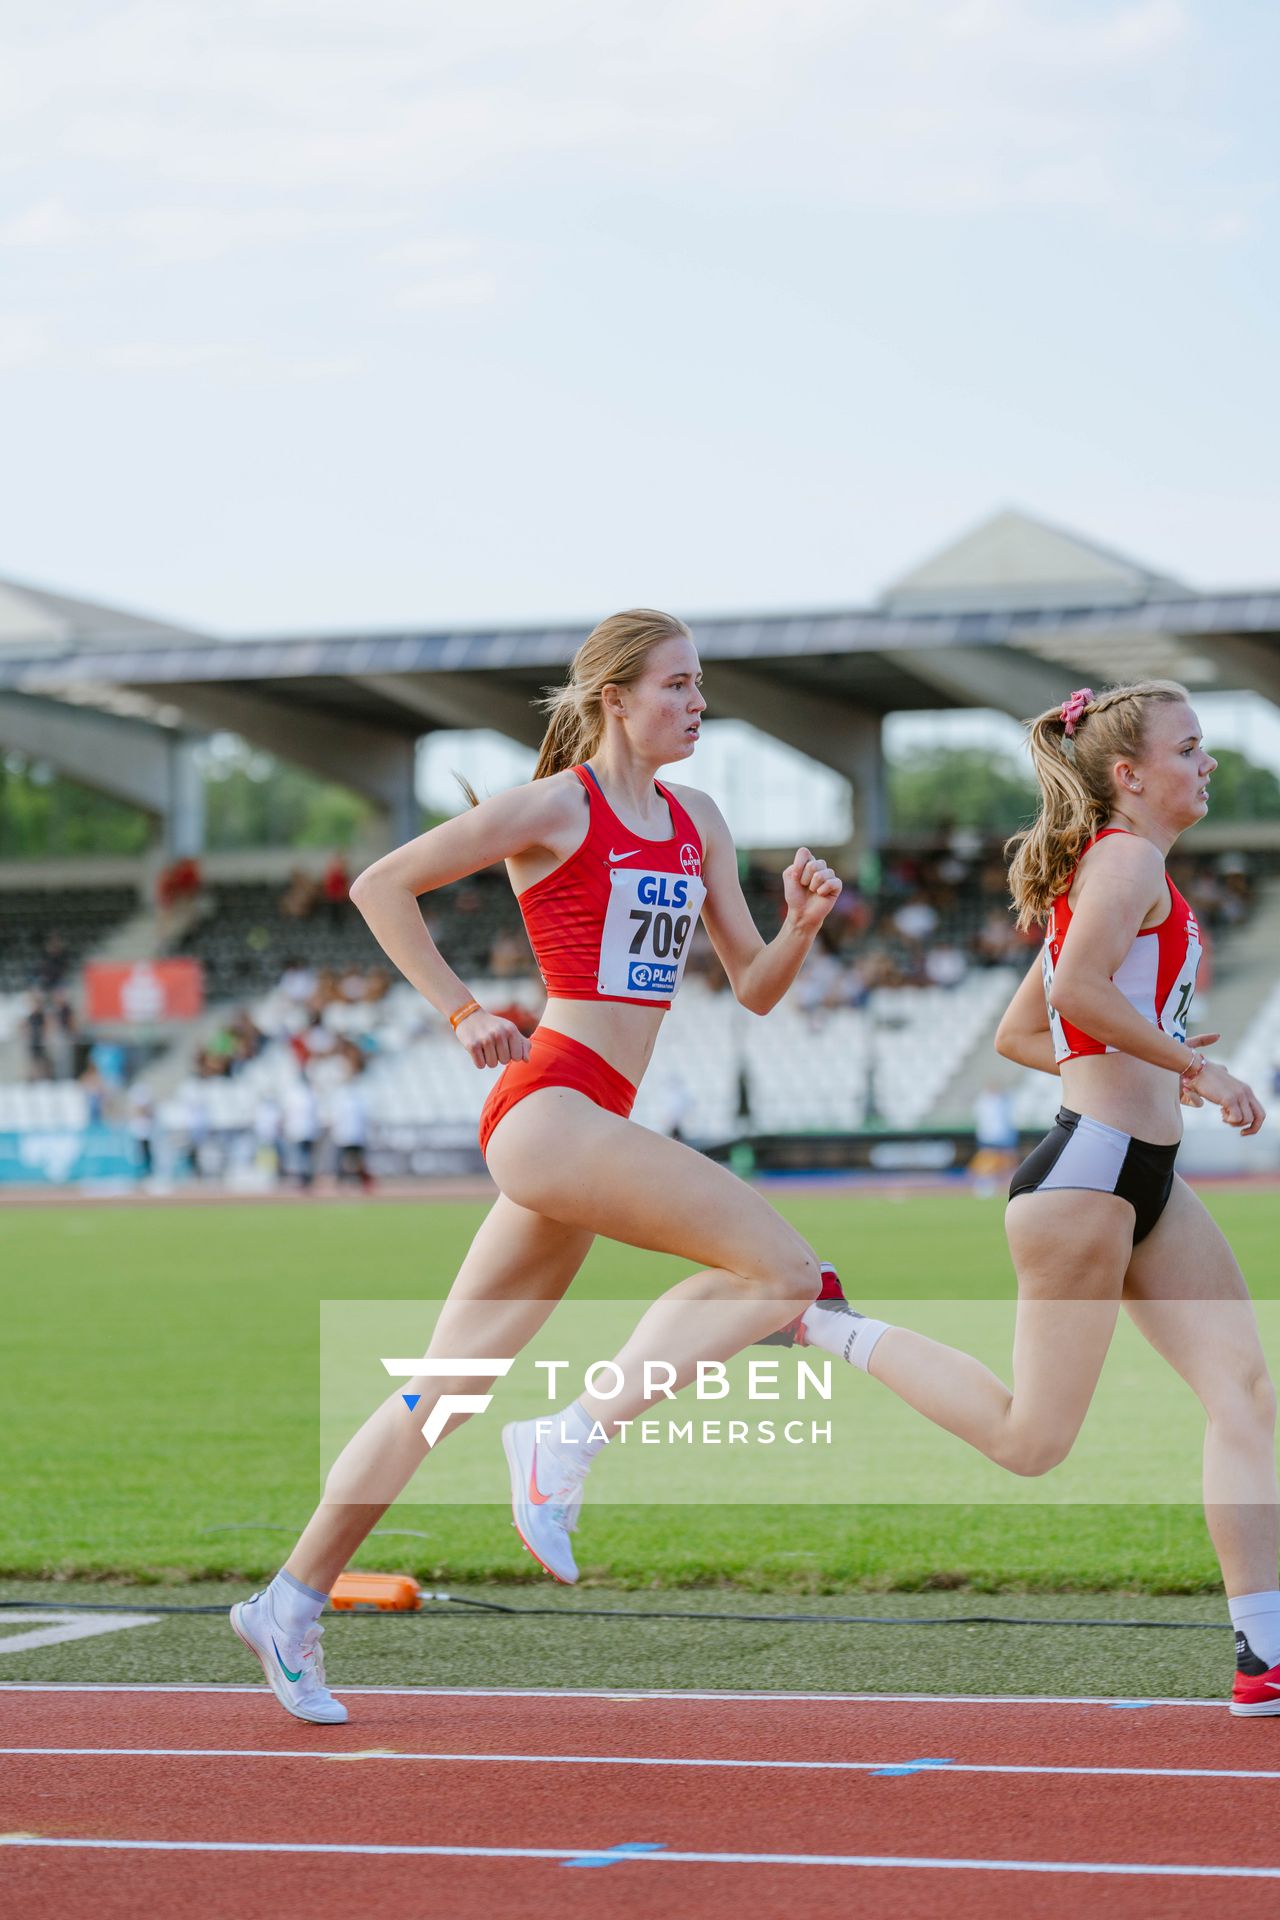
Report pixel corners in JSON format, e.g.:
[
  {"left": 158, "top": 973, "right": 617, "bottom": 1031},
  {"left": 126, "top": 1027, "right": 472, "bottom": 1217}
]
[
  {"left": 1006, "top": 679, "right": 1190, "bottom": 928},
  {"left": 533, "top": 608, "right": 692, "bottom": 781},
  {"left": 533, "top": 688, "right": 601, "bottom": 782}
]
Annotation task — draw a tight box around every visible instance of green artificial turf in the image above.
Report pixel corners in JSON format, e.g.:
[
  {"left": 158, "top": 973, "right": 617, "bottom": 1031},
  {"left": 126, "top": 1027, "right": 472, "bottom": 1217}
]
[
  {"left": 3, "top": 1188, "right": 1277, "bottom": 1591},
  {"left": 0, "top": 1579, "right": 1237, "bottom": 1698}
]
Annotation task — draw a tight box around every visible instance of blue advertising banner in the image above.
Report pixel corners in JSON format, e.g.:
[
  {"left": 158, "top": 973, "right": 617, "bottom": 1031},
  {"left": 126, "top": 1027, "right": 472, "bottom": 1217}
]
[{"left": 0, "top": 1128, "right": 140, "bottom": 1185}]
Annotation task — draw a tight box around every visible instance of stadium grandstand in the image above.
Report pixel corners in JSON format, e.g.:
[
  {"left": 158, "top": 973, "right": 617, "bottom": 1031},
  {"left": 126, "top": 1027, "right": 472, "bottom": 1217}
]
[{"left": 3, "top": 507, "right": 1279, "bottom": 1190}]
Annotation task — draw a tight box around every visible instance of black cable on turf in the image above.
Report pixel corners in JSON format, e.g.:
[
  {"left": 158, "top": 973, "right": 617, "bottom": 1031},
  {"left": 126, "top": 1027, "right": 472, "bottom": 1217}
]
[{"left": 0, "top": 1596, "right": 1229, "bottom": 1629}]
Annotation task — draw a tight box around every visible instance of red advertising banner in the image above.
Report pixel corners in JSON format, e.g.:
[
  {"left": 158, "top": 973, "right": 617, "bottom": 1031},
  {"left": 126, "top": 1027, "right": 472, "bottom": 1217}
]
[{"left": 83, "top": 959, "right": 205, "bottom": 1023}]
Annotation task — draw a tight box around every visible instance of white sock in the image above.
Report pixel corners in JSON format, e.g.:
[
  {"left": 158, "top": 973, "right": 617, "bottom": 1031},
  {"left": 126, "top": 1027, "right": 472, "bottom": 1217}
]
[
  {"left": 800, "top": 1303, "right": 891, "bottom": 1373},
  {"left": 550, "top": 1398, "right": 610, "bottom": 1461},
  {"left": 267, "top": 1568, "right": 327, "bottom": 1638},
  {"left": 1229, "top": 1589, "right": 1280, "bottom": 1668}
]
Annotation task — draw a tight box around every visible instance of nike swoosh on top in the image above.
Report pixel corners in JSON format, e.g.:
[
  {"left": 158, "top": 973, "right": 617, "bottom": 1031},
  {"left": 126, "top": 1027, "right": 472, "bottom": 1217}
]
[
  {"left": 273, "top": 1638, "right": 304, "bottom": 1683},
  {"left": 609, "top": 848, "right": 642, "bottom": 862},
  {"left": 1266, "top": 1681, "right": 1280, "bottom": 1691}
]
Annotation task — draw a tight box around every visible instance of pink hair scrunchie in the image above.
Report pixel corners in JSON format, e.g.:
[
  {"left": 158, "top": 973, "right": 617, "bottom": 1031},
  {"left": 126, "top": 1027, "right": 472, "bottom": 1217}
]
[{"left": 1060, "top": 687, "right": 1094, "bottom": 737}]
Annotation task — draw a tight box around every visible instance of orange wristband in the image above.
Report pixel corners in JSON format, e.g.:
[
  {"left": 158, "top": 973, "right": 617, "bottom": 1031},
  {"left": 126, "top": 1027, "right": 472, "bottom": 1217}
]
[{"left": 449, "top": 998, "right": 482, "bottom": 1032}]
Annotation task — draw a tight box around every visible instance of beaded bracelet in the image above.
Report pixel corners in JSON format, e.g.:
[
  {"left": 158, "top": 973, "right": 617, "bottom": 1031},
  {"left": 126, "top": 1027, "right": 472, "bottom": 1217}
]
[{"left": 449, "top": 998, "right": 482, "bottom": 1032}]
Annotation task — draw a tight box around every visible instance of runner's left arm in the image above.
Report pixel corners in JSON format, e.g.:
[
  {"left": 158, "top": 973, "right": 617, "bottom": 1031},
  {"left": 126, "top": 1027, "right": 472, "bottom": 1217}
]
[
  {"left": 994, "top": 954, "right": 1058, "bottom": 1076},
  {"left": 685, "top": 792, "right": 841, "bottom": 1014}
]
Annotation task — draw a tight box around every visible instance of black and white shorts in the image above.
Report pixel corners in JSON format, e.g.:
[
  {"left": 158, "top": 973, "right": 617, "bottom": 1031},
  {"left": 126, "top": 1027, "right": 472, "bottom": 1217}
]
[{"left": 1008, "top": 1107, "right": 1179, "bottom": 1245}]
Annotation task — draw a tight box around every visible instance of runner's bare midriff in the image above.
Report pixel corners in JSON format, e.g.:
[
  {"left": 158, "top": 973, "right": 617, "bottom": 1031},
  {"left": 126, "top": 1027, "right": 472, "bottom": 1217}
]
[
  {"left": 1059, "top": 1052, "right": 1183, "bottom": 1146},
  {"left": 536, "top": 997, "right": 665, "bottom": 1088}
]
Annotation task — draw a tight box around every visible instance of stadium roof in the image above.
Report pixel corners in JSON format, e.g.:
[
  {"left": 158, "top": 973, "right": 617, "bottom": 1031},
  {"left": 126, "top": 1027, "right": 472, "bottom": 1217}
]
[
  {"left": 2, "top": 509, "right": 1279, "bottom": 723},
  {"left": 2, "top": 509, "right": 1279, "bottom": 836}
]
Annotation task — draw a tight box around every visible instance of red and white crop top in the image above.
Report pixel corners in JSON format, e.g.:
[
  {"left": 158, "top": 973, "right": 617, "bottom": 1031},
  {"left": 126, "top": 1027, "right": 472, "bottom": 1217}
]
[
  {"left": 516, "top": 765, "right": 707, "bottom": 1009},
  {"left": 1043, "top": 829, "right": 1202, "bottom": 1065}
]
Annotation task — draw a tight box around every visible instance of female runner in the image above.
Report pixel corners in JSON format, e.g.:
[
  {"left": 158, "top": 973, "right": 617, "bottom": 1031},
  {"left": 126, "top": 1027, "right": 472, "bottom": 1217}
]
[
  {"left": 231, "top": 607, "right": 848, "bottom": 1723},
  {"left": 819, "top": 680, "right": 1278, "bottom": 1715}
]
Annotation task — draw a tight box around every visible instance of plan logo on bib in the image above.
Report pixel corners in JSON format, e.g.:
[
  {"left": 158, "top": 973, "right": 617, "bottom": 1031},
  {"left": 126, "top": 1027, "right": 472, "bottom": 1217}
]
[{"left": 628, "top": 959, "right": 679, "bottom": 993}]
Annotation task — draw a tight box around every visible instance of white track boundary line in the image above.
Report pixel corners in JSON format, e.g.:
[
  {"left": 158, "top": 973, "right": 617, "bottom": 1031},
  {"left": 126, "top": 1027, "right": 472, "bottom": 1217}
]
[
  {"left": 0, "top": 1614, "right": 160, "bottom": 1655},
  {"left": 1, "top": 1836, "right": 1277, "bottom": 1878},
  {"left": 1, "top": 1745, "right": 1275, "bottom": 1782},
  {"left": 0, "top": 1683, "right": 1225, "bottom": 1707}
]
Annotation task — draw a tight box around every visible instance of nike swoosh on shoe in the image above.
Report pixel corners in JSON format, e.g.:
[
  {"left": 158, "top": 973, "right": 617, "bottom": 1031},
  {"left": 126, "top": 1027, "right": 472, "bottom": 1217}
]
[
  {"left": 528, "top": 1445, "right": 552, "bottom": 1506},
  {"left": 273, "top": 1638, "right": 304, "bottom": 1683}
]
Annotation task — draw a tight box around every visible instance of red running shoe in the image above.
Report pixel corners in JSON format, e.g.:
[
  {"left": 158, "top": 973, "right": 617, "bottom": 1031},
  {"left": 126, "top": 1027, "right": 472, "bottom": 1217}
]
[
  {"left": 756, "top": 1262, "right": 848, "bottom": 1348},
  {"left": 1231, "top": 1633, "right": 1280, "bottom": 1716}
]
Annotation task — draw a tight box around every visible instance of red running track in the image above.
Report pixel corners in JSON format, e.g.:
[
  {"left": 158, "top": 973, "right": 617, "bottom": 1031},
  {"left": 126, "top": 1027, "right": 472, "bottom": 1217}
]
[{"left": 2, "top": 1686, "right": 1279, "bottom": 1920}]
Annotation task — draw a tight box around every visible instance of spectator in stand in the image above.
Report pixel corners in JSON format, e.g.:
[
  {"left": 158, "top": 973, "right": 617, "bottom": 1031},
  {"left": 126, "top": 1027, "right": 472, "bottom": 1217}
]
[
  {"left": 656, "top": 1071, "right": 692, "bottom": 1143},
  {"left": 280, "top": 956, "right": 317, "bottom": 1007},
  {"left": 826, "top": 881, "right": 874, "bottom": 942},
  {"left": 23, "top": 992, "right": 51, "bottom": 1080},
  {"left": 280, "top": 869, "right": 320, "bottom": 920},
  {"left": 36, "top": 932, "right": 69, "bottom": 992},
  {"left": 78, "top": 1061, "right": 106, "bottom": 1126},
  {"left": 338, "top": 967, "right": 369, "bottom": 1003},
  {"left": 155, "top": 857, "right": 202, "bottom": 939},
  {"left": 254, "top": 1091, "right": 283, "bottom": 1182},
  {"left": 291, "top": 1008, "right": 338, "bottom": 1068},
  {"left": 281, "top": 1068, "right": 320, "bottom": 1189},
  {"left": 924, "top": 943, "right": 968, "bottom": 987},
  {"left": 47, "top": 991, "right": 77, "bottom": 1080},
  {"left": 205, "top": 1026, "right": 239, "bottom": 1074},
  {"left": 892, "top": 893, "right": 940, "bottom": 944},
  {"left": 323, "top": 854, "right": 350, "bottom": 927},
  {"left": 969, "top": 1079, "right": 1020, "bottom": 1195},
  {"left": 306, "top": 968, "right": 341, "bottom": 1012},
  {"left": 331, "top": 1061, "right": 373, "bottom": 1192},
  {"left": 975, "top": 907, "right": 1024, "bottom": 967},
  {"left": 128, "top": 1082, "right": 155, "bottom": 1177},
  {"left": 229, "top": 1007, "right": 266, "bottom": 1069}
]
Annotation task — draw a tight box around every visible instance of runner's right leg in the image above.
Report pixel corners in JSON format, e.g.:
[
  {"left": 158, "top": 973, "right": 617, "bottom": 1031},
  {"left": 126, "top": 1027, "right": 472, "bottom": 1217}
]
[{"left": 862, "top": 1188, "right": 1132, "bottom": 1475}]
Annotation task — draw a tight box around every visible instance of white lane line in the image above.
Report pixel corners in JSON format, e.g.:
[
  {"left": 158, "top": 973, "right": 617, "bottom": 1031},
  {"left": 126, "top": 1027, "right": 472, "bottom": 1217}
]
[
  {"left": 0, "top": 1683, "right": 1225, "bottom": 1707},
  {"left": 1, "top": 1746, "right": 1276, "bottom": 1783},
  {"left": 1, "top": 1836, "right": 1277, "bottom": 1878},
  {"left": 0, "top": 1614, "right": 161, "bottom": 1656}
]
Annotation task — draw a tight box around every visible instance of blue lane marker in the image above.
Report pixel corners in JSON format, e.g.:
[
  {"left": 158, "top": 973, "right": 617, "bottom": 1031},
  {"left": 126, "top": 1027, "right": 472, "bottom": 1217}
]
[
  {"left": 1109, "top": 1701, "right": 1155, "bottom": 1710},
  {"left": 401, "top": 1393, "right": 421, "bottom": 1411},
  {"left": 563, "top": 1842, "right": 667, "bottom": 1869},
  {"left": 872, "top": 1757, "right": 956, "bottom": 1778}
]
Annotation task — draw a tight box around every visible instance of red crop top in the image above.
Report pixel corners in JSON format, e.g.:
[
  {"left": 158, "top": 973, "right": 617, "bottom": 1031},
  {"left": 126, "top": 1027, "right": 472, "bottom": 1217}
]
[
  {"left": 517, "top": 766, "right": 707, "bottom": 1008},
  {"left": 1043, "top": 829, "right": 1202, "bottom": 1064}
]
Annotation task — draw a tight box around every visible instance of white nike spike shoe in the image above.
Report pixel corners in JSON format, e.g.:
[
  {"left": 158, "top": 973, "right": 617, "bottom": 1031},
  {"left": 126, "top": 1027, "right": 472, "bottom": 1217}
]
[
  {"left": 502, "top": 1418, "right": 590, "bottom": 1585},
  {"left": 230, "top": 1589, "right": 349, "bottom": 1724}
]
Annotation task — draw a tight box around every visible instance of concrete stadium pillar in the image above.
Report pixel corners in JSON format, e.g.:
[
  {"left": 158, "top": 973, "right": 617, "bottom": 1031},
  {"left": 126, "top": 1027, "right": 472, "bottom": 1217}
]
[
  {"left": 385, "top": 737, "right": 421, "bottom": 848},
  {"left": 165, "top": 736, "right": 206, "bottom": 857},
  {"left": 843, "top": 710, "right": 889, "bottom": 855},
  {"left": 704, "top": 665, "right": 889, "bottom": 853}
]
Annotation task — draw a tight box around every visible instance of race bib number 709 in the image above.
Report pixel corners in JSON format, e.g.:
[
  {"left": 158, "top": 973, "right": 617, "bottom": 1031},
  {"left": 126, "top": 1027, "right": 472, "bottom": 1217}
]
[{"left": 597, "top": 868, "right": 707, "bottom": 1000}]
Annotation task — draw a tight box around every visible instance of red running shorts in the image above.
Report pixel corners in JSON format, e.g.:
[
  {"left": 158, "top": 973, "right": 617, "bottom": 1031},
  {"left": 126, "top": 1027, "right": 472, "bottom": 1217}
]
[{"left": 478, "top": 1027, "right": 637, "bottom": 1160}]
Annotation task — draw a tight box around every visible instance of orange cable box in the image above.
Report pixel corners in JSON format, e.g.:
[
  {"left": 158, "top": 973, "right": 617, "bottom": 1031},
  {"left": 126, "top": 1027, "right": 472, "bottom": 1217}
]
[{"left": 329, "top": 1572, "right": 422, "bottom": 1611}]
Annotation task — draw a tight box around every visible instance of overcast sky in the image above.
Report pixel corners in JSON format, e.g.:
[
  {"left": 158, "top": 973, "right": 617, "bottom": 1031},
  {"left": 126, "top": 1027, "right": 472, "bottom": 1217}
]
[{"left": 2, "top": 0, "right": 1276, "bottom": 644}]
